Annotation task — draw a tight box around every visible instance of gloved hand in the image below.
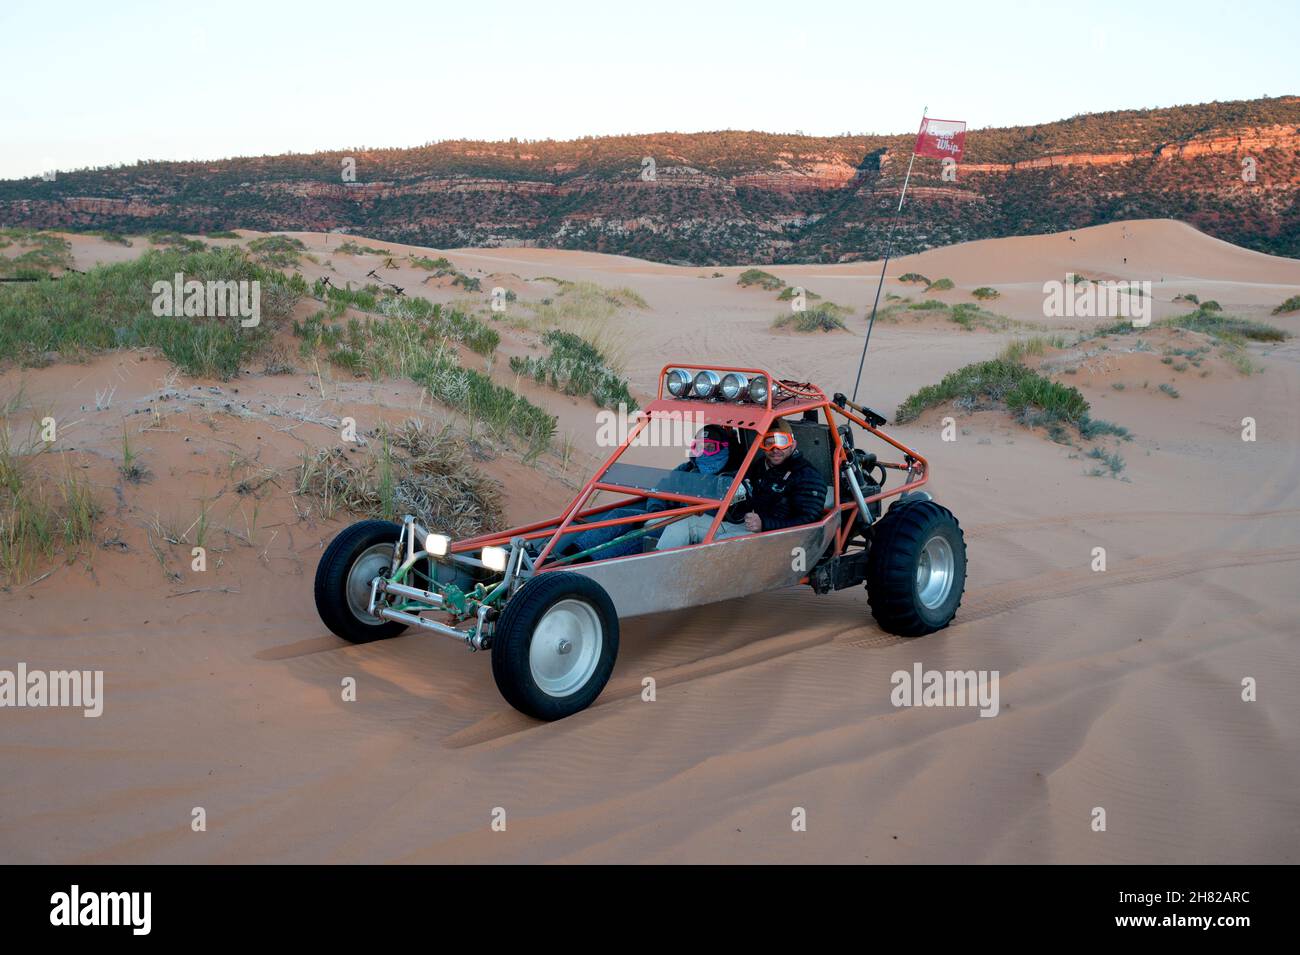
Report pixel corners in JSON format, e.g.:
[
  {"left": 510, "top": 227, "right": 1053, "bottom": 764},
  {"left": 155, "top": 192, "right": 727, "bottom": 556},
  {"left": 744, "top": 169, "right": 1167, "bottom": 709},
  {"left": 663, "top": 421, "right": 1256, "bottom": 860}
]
[{"left": 730, "top": 478, "right": 753, "bottom": 504}]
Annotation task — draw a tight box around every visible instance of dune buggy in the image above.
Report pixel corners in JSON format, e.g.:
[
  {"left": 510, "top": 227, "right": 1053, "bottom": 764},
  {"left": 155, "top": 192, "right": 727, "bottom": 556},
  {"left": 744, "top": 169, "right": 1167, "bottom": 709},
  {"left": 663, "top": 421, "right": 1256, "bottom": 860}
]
[{"left": 314, "top": 364, "right": 966, "bottom": 720}]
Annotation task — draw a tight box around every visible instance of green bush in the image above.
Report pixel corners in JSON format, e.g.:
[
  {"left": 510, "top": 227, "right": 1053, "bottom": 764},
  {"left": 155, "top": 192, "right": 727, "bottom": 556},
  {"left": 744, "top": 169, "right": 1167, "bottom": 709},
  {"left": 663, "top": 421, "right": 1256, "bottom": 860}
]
[
  {"left": 0, "top": 247, "right": 302, "bottom": 378},
  {"left": 1164, "top": 309, "right": 1286, "bottom": 342},
  {"left": 772, "top": 303, "right": 849, "bottom": 332},
  {"left": 1272, "top": 295, "right": 1300, "bottom": 315},
  {"left": 247, "top": 235, "right": 305, "bottom": 267},
  {"left": 509, "top": 329, "right": 635, "bottom": 410},
  {"left": 147, "top": 231, "right": 207, "bottom": 253},
  {"left": 737, "top": 269, "right": 784, "bottom": 291},
  {"left": 896, "top": 358, "right": 1089, "bottom": 427}
]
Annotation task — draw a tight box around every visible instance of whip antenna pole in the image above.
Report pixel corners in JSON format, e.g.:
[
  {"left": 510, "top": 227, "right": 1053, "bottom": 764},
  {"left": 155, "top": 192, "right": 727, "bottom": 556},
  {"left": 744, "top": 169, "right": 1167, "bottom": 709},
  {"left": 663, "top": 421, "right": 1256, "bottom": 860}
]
[{"left": 852, "top": 106, "right": 925, "bottom": 404}]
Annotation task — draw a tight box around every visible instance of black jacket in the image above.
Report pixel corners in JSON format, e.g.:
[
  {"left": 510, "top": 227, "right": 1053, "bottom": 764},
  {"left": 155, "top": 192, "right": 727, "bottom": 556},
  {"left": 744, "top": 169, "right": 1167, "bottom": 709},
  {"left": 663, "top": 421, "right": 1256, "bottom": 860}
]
[{"left": 740, "top": 450, "right": 827, "bottom": 531}]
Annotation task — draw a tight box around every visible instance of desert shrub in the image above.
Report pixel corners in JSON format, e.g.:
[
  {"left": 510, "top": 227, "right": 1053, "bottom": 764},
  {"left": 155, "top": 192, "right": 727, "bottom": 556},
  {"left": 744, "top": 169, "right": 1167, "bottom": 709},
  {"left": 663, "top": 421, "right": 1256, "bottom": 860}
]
[
  {"left": 0, "top": 231, "right": 74, "bottom": 277},
  {"left": 926, "top": 277, "right": 954, "bottom": 291},
  {"left": 898, "top": 273, "right": 930, "bottom": 285},
  {"left": 0, "top": 246, "right": 301, "bottom": 378},
  {"left": 296, "top": 419, "right": 503, "bottom": 536},
  {"left": 147, "top": 231, "right": 207, "bottom": 253},
  {"left": 772, "top": 303, "right": 850, "bottom": 332},
  {"left": 896, "top": 358, "right": 1089, "bottom": 428},
  {"left": 334, "top": 240, "right": 393, "bottom": 256},
  {"left": 1272, "top": 295, "right": 1300, "bottom": 315},
  {"left": 1085, "top": 446, "right": 1126, "bottom": 478},
  {"left": 409, "top": 255, "right": 454, "bottom": 271},
  {"left": 86, "top": 230, "right": 131, "bottom": 246},
  {"left": 1164, "top": 309, "right": 1286, "bottom": 342},
  {"left": 0, "top": 429, "right": 100, "bottom": 583},
  {"left": 509, "top": 330, "right": 635, "bottom": 410},
  {"left": 247, "top": 235, "right": 305, "bottom": 267},
  {"left": 737, "top": 269, "right": 785, "bottom": 291}
]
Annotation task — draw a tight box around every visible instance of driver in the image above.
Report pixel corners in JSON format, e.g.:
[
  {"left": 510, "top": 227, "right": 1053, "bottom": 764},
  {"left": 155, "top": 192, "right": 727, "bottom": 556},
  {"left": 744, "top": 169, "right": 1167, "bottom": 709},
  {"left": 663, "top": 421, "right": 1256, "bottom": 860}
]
[{"left": 654, "top": 418, "right": 826, "bottom": 549}]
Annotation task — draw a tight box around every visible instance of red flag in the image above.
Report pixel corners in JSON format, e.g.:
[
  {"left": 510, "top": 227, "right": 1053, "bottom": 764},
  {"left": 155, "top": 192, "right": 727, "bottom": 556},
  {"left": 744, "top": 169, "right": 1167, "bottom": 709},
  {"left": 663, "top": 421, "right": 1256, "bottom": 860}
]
[{"left": 915, "top": 117, "right": 966, "bottom": 161}]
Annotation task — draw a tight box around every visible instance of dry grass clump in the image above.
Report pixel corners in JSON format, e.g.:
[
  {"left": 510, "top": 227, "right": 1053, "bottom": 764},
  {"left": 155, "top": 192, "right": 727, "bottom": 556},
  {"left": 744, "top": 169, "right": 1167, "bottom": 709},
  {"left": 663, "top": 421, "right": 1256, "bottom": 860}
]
[
  {"left": 0, "top": 423, "right": 99, "bottom": 584},
  {"left": 296, "top": 419, "right": 503, "bottom": 538}
]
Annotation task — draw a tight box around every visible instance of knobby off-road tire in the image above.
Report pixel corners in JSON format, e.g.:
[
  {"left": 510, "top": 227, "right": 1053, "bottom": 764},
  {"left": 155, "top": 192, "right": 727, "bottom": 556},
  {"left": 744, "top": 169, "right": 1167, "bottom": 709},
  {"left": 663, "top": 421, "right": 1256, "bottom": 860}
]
[
  {"left": 866, "top": 501, "right": 966, "bottom": 637},
  {"left": 491, "top": 572, "right": 619, "bottom": 721},
  {"left": 314, "top": 520, "right": 409, "bottom": 644}
]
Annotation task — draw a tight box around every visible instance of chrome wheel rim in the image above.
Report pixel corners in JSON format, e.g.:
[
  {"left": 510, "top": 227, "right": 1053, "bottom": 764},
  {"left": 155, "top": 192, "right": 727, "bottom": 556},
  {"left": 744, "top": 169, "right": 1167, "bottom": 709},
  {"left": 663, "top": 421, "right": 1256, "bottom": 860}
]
[
  {"left": 530, "top": 599, "right": 603, "bottom": 698},
  {"left": 346, "top": 543, "right": 395, "bottom": 624},
  {"left": 916, "top": 535, "right": 955, "bottom": 610}
]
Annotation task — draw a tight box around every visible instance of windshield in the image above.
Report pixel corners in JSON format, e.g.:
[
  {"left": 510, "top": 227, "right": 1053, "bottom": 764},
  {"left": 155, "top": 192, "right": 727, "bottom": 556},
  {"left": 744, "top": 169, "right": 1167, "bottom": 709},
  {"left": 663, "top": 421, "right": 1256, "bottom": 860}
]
[{"left": 598, "top": 440, "right": 738, "bottom": 501}]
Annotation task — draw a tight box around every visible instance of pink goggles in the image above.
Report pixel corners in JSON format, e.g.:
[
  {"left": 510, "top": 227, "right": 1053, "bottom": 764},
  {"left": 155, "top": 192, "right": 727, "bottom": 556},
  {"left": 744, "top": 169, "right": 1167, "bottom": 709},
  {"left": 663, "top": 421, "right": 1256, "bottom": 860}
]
[{"left": 687, "top": 438, "right": 729, "bottom": 457}]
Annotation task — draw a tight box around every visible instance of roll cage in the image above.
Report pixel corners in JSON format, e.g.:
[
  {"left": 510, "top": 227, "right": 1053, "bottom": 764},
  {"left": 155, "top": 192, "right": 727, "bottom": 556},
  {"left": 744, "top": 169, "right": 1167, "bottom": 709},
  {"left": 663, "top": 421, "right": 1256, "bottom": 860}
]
[{"left": 454, "top": 363, "right": 931, "bottom": 571}]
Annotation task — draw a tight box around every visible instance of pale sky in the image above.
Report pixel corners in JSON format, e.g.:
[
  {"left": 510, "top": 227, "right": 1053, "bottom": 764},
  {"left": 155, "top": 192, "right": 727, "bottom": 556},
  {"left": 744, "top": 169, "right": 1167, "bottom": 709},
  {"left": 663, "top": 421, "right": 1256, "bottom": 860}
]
[{"left": 1, "top": 0, "right": 1295, "bottom": 180}]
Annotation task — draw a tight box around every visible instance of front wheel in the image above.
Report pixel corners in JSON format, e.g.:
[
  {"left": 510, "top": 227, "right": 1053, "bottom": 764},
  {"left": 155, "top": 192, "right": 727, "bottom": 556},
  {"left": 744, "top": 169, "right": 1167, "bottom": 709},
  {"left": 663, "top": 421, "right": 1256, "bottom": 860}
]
[
  {"left": 866, "top": 501, "right": 966, "bottom": 636},
  {"left": 314, "top": 520, "right": 409, "bottom": 643},
  {"left": 491, "top": 572, "right": 619, "bottom": 721}
]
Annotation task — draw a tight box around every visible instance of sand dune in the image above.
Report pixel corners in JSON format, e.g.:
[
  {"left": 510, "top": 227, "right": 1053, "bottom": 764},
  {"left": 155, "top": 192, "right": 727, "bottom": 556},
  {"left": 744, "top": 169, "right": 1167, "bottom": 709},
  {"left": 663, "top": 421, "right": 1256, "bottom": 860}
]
[{"left": 2, "top": 219, "right": 1299, "bottom": 862}]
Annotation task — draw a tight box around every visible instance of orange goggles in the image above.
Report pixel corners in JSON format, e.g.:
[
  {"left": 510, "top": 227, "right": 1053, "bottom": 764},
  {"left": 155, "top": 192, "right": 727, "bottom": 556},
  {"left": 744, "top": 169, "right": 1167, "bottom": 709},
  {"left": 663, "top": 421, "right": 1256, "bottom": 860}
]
[{"left": 760, "top": 431, "right": 794, "bottom": 451}]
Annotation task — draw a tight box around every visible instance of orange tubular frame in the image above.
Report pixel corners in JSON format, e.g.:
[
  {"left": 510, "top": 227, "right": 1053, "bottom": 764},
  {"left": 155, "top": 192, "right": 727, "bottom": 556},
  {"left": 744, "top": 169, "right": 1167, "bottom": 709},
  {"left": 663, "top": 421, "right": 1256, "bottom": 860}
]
[{"left": 451, "top": 363, "right": 931, "bottom": 572}]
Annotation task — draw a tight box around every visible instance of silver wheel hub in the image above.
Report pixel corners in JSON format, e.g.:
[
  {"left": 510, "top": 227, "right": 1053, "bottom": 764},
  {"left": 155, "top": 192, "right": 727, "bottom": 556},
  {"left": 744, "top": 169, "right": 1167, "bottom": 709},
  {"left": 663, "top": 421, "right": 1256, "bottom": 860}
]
[
  {"left": 916, "top": 535, "right": 955, "bottom": 610},
  {"left": 530, "top": 599, "right": 602, "bottom": 698},
  {"left": 347, "top": 543, "right": 395, "bottom": 624}
]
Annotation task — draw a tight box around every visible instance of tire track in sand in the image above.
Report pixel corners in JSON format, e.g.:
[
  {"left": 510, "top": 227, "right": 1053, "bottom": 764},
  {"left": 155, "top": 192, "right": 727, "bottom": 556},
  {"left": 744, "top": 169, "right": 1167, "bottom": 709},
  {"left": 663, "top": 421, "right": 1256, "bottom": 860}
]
[
  {"left": 444, "top": 544, "right": 1300, "bottom": 747},
  {"left": 956, "top": 545, "right": 1300, "bottom": 625}
]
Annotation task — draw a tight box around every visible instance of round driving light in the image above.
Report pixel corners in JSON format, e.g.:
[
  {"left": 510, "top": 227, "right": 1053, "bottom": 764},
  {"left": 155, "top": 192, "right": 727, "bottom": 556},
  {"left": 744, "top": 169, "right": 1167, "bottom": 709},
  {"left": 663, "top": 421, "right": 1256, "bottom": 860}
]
[
  {"left": 719, "top": 372, "right": 749, "bottom": 401},
  {"left": 692, "top": 370, "right": 721, "bottom": 399},
  {"left": 664, "top": 368, "right": 692, "bottom": 398},
  {"left": 481, "top": 546, "right": 508, "bottom": 572},
  {"left": 425, "top": 532, "right": 449, "bottom": 556},
  {"left": 748, "top": 375, "right": 770, "bottom": 404}
]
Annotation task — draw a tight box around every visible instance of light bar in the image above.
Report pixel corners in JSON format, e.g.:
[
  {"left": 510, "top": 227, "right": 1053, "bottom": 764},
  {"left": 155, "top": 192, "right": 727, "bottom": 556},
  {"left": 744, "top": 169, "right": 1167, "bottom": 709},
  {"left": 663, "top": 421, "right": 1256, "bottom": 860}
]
[{"left": 665, "top": 368, "right": 771, "bottom": 403}]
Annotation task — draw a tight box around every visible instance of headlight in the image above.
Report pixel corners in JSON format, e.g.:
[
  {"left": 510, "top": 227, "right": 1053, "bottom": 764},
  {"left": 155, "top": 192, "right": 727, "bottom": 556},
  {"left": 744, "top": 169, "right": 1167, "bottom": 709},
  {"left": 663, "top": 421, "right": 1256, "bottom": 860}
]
[
  {"left": 424, "top": 532, "right": 449, "bottom": 556},
  {"left": 719, "top": 372, "right": 749, "bottom": 401},
  {"left": 692, "top": 370, "right": 721, "bottom": 399},
  {"left": 481, "top": 545, "right": 509, "bottom": 572},
  {"left": 664, "top": 368, "right": 692, "bottom": 398},
  {"left": 748, "top": 375, "right": 770, "bottom": 404}
]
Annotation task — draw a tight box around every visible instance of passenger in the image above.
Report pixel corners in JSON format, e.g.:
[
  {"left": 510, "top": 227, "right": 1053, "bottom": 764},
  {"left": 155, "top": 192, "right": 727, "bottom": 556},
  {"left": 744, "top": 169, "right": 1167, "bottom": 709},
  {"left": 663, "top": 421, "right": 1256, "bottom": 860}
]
[
  {"left": 559, "top": 425, "right": 740, "bottom": 561},
  {"left": 654, "top": 418, "right": 826, "bottom": 550}
]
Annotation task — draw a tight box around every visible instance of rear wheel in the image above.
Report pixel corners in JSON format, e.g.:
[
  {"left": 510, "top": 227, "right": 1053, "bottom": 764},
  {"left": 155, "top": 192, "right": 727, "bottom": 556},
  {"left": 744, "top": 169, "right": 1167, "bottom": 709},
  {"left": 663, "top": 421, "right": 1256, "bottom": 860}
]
[
  {"left": 314, "top": 520, "right": 409, "bottom": 644},
  {"left": 491, "top": 572, "right": 619, "bottom": 721},
  {"left": 866, "top": 501, "right": 966, "bottom": 636}
]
